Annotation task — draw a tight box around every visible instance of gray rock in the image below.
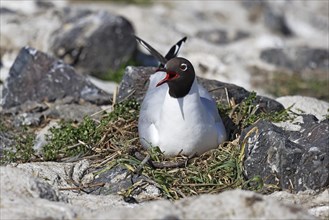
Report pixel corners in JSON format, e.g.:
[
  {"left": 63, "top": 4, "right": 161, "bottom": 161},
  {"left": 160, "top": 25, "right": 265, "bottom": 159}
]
[
  {"left": 269, "top": 189, "right": 329, "bottom": 219},
  {"left": 117, "top": 66, "right": 284, "bottom": 113},
  {"left": 0, "top": 0, "right": 67, "bottom": 14},
  {"left": 196, "top": 29, "right": 250, "bottom": 45},
  {"left": 276, "top": 96, "right": 329, "bottom": 121},
  {"left": 0, "top": 166, "right": 66, "bottom": 202},
  {"left": 43, "top": 101, "right": 102, "bottom": 121},
  {"left": 260, "top": 47, "right": 329, "bottom": 72},
  {"left": 0, "top": 165, "right": 319, "bottom": 219},
  {"left": 0, "top": 166, "right": 76, "bottom": 220},
  {"left": 15, "top": 161, "right": 88, "bottom": 189},
  {"left": 85, "top": 189, "right": 315, "bottom": 219},
  {"left": 50, "top": 9, "right": 136, "bottom": 77},
  {"left": 90, "top": 165, "right": 161, "bottom": 202},
  {"left": 241, "top": 116, "right": 329, "bottom": 192},
  {"left": 241, "top": 0, "right": 293, "bottom": 36},
  {"left": 2, "top": 47, "right": 111, "bottom": 109},
  {"left": 33, "top": 121, "right": 59, "bottom": 153}
]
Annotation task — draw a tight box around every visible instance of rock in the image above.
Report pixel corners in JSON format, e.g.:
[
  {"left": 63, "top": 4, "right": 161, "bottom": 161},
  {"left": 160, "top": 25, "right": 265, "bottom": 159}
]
[
  {"left": 2, "top": 47, "right": 111, "bottom": 109},
  {"left": 86, "top": 75, "right": 118, "bottom": 95},
  {"left": 0, "top": 0, "right": 67, "bottom": 14},
  {"left": 43, "top": 101, "right": 102, "bottom": 121},
  {"left": 0, "top": 8, "right": 62, "bottom": 55},
  {"left": 276, "top": 96, "right": 329, "bottom": 121},
  {"left": 260, "top": 47, "right": 329, "bottom": 73},
  {"left": 269, "top": 189, "right": 329, "bottom": 219},
  {"left": 84, "top": 189, "right": 315, "bottom": 219},
  {"left": 15, "top": 161, "right": 87, "bottom": 190},
  {"left": 2, "top": 98, "right": 102, "bottom": 128},
  {"left": 33, "top": 121, "right": 59, "bottom": 153},
  {"left": 91, "top": 165, "right": 161, "bottom": 202},
  {"left": 117, "top": 66, "right": 284, "bottom": 112},
  {"left": 0, "top": 165, "right": 319, "bottom": 219},
  {"left": 241, "top": 116, "right": 329, "bottom": 192},
  {"left": 50, "top": 9, "right": 136, "bottom": 77},
  {"left": 196, "top": 29, "right": 250, "bottom": 45},
  {"left": 241, "top": 0, "right": 293, "bottom": 36}
]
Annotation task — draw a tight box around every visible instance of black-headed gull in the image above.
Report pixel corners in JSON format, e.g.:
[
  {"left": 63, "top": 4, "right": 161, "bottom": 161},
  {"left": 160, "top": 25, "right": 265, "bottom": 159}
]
[{"left": 136, "top": 36, "right": 226, "bottom": 156}]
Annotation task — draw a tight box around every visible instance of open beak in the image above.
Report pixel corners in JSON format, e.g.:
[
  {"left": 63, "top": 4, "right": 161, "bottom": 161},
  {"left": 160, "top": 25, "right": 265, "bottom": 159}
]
[{"left": 156, "top": 67, "right": 179, "bottom": 87}]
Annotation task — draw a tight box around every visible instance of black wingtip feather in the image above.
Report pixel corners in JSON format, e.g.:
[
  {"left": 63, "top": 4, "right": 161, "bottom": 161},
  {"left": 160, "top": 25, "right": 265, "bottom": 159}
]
[
  {"left": 134, "top": 35, "right": 167, "bottom": 65},
  {"left": 164, "top": 36, "right": 188, "bottom": 61}
]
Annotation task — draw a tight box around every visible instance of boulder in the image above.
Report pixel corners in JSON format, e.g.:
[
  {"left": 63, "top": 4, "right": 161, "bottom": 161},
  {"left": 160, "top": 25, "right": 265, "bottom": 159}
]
[
  {"left": 1, "top": 47, "right": 111, "bottom": 109},
  {"left": 260, "top": 47, "right": 329, "bottom": 73},
  {"left": 196, "top": 29, "right": 250, "bottom": 45},
  {"left": 50, "top": 9, "right": 136, "bottom": 77},
  {"left": 269, "top": 189, "right": 329, "bottom": 219},
  {"left": 241, "top": 116, "right": 329, "bottom": 192},
  {"left": 276, "top": 96, "right": 329, "bottom": 121},
  {"left": 0, "top": 165, "right": 316, "bottom": 219}
]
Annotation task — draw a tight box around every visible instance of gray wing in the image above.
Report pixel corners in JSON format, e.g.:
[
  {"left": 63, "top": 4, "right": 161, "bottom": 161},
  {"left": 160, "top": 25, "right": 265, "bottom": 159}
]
[
  {"left": 198, "top": 84, "right": 227, "bottom": 143},
  {"left": 198, "top": 84, "right": 221, "bottom": 122}
]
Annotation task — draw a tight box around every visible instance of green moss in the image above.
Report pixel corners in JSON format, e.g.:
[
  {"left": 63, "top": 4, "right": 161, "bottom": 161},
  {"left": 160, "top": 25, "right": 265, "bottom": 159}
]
[{"left": 269, "top": 73, "right": 329, "bottom": 101}]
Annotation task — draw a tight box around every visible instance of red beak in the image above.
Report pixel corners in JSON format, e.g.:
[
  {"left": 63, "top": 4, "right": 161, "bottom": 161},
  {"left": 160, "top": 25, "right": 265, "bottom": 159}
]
[{"left": 156, "top": 68, "right": 179, "bottom": 87}]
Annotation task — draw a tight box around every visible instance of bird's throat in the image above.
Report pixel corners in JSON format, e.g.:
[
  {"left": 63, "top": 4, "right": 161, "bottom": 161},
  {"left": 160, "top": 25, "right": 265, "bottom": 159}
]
[{"left": 168, "top": 77, "right": 195, "bottom": 98}]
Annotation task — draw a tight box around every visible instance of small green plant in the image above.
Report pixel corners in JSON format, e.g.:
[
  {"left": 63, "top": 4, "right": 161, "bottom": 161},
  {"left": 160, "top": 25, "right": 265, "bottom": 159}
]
[
  {"left": 219, "top": 91, "right": 294, "bottom": 130},
  {"left": 42, "top": 99, "right": 140, "bottom": 161},
  {"left": 42, "top": 117, "right": 100, "bottom": 161},
  {"left": 0, "top": 120, "right": 36, "bottom": 164}
]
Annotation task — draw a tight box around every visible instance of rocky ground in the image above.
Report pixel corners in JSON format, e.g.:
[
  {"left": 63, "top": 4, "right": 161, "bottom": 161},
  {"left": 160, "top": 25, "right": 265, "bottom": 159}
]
[{"left": 0, "top": 0, "right": 328, "bottom": 219}]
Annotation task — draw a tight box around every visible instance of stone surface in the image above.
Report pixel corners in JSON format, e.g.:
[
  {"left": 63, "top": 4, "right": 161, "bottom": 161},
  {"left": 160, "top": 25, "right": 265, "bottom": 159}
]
[
  {"left": 241, "top": 0, "right": 293, "bottom": 36},
  {"left": 260, "top": 47, "right": 329, "bottom": 73},
  {"left": 276, "top": 96, "right": 329, "bottom": 121},
  {"left": 0, "top": 0, "right": 67, "bottom": 14},
  {"left": 196, "top": 29, "right": 250, "bottom": 45},
  {"left": 50, "top": 9, "right": 136, "bottom": 77},
  {"left": 118, "top": 66, "right": 284, "bottom": 113},
  {"left": 2, "top": 47, "right": 111, "bottom": 109},
  {"left": 269, "top": 189, "right": 329, "bottom": 219},
  {"left": 0, "top": 165, "right": 317, "bottom": 219},
  {"left": 241, "top": 116, "right": 329, "bottom": 192},
  {"left": 0, "top": 1, "right": 328, "bottom": 219},
  {"left": 90, "top": 165, "right": 161, "bottom": 202},
  {"left": 71, "top": 190, "right": 318, "bottom": 220},
  {"left": 1, "top": 1, "right": 328, "bottom": 100}
]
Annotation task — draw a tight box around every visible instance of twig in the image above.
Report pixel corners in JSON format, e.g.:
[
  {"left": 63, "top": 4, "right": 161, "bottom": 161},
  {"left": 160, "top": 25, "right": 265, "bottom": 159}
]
[
  {"left": 59, "top": 182, "right": 105, "bottom": 191},
  {"left": 90, "top": 106, "right": 113, "bottom": 117},
  {"left": 112, "top": 85, "right": 118, "bottom": 107}
]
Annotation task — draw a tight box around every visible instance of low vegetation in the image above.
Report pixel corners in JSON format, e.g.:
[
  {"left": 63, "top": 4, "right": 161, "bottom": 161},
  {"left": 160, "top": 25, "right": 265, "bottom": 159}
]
[
  {"left": 267, "top": 72, "right": 329, "bottom": 102},
  {"left": 1, "top": 91, "right": 295, "bottom": 200}
]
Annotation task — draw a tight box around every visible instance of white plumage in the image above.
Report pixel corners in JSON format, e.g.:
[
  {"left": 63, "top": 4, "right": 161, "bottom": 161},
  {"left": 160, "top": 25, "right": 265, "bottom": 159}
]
[{"left": 138, "top": 71, "right": 227, "bottom": 156}]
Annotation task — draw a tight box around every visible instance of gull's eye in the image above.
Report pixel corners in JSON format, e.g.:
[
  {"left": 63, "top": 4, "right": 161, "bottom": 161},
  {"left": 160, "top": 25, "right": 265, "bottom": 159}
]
[{"left": 180, "top": 63, "right": 187, "bottom": 71}]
